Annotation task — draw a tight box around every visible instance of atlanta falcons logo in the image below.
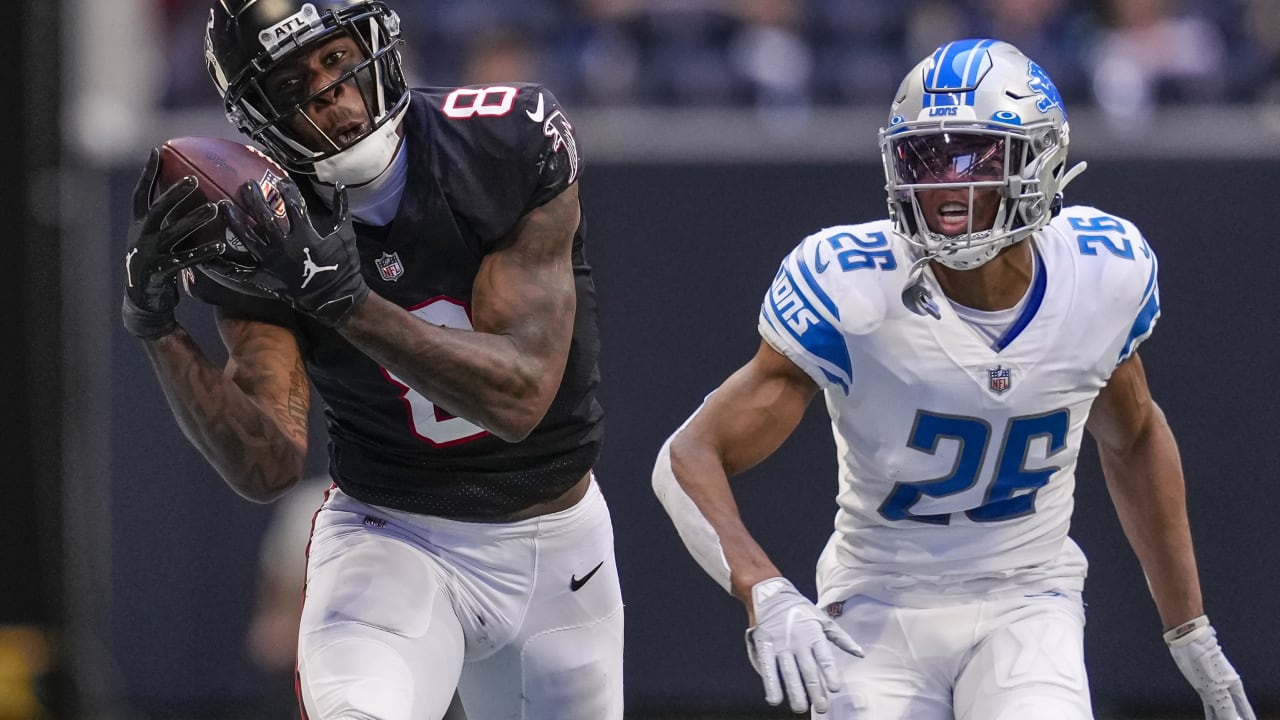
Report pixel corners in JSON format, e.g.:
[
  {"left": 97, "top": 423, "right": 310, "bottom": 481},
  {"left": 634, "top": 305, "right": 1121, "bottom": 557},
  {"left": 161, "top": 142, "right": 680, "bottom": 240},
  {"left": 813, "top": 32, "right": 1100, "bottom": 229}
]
[{"left": 542, "top": 110, "right": 580, "bottom": 184}]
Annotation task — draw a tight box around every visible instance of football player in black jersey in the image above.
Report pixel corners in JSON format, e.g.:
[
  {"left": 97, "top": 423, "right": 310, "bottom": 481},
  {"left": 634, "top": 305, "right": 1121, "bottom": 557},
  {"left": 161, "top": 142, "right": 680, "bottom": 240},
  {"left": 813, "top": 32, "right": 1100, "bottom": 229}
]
[{"left": 120, "top": 2, "right": 622, "bottom": 718}]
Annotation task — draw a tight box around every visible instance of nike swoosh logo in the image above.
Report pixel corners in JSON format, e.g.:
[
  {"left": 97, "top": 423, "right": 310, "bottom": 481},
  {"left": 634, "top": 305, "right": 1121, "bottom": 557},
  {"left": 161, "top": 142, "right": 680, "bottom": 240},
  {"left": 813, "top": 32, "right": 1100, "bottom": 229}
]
[
  {"left": 569, "top": 561, "right": 604, "bottom": 592},
  {"left": 814, "top": 243, "right": 829, "bottom": 273},
  {"left": 526, "top": 92, "right": 545, "bottom": 123}
]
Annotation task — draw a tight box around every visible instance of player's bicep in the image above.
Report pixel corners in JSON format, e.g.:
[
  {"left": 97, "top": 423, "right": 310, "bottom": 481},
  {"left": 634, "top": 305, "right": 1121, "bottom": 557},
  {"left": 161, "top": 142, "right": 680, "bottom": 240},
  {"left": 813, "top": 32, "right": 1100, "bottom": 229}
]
[
  {"left": 1087, "top": 351, "right": 1158, "bottom": 456},
  {"left": 471, "top": 183, "right": 579, "bottom": 357},
  {"left": 215, "top": 308, "right": 311, "bottom": 447},
  {"left": 683, "top": 340, "right": 820, "bottom": 477}
]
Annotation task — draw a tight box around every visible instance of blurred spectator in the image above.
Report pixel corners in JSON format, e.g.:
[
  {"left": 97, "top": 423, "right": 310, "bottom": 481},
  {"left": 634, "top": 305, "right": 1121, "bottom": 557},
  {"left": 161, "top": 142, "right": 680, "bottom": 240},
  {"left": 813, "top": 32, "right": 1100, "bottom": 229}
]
[
  {"left": 571, "top": 0, "right": 810, "bottom": 109},
  {"left": 398, "top": 0, "right": 569, "bottom": 91},
  {"left": 1087, "top": 0, "right": 1227, "bottom": 129},
  {"left": 903, "top": 1, "right": 970, "bottom": 68},
  {"left": 966, "top": 0, "right": 1091, "bottom": 104},
  {"left": 810, "top": 0, "right": 913, "bottom": 105},
  {"left": 729, "top": 0, "right": 813, "bottom": 111},
  {"left": 459, "top": 28, "right": 545, "bottom": 86},
  {"left": 573, "top": 1, "right": 748, "bottom": 106},
  {"left": 147, "top": 0, "right": 1274, "bottom": 117},
  {"left": 1242, "top": 0, "right": 1280, "bottom": 114},
  {"left": 1243, "top": 0, "right": 1280, "bottom": 73}
]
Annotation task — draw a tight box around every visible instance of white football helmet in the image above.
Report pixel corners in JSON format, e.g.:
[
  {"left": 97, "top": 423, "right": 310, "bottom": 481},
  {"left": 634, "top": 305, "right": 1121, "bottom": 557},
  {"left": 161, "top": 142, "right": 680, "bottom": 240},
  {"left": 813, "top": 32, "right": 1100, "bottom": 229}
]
[{"left": 879, "top": 39, "right": 1086, "bottom": 270}]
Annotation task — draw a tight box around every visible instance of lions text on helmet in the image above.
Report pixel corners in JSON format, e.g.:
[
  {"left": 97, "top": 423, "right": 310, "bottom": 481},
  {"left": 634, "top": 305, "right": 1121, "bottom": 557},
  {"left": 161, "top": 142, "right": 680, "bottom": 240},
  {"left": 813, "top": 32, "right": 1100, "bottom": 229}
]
[{"left": 206, "top": 1, "right": 410, "bottom": 186}]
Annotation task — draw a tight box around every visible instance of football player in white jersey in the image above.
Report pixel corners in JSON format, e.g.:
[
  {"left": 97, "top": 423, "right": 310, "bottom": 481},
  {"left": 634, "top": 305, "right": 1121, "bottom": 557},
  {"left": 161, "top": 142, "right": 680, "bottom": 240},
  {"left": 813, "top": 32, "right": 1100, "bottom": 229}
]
[{"left": 653, "top": 39, "right": 1254, "bottom": 719}]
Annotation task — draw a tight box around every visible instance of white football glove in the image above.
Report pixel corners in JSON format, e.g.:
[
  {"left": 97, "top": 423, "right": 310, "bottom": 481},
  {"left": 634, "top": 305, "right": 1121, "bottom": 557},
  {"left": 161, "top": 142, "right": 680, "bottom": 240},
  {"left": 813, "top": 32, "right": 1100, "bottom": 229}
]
[
  {"left": 745, "top": 577, "right": 863, "bottom": 714},
  {"left": 1164, "top": 615, "right": 1254, "bottom": 720}
]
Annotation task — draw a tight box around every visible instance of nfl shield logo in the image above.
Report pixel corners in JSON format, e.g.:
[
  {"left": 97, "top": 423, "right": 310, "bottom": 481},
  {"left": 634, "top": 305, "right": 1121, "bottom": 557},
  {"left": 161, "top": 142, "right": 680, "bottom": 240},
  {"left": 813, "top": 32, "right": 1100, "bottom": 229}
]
[
  {"left": 375, "top": 251, "right": 404, "bottom": 282},
  {"left": 988, "top": 365, "right": 1012, "bottom": 394},
  {"left": 259, "top": 170, "right": 287, "bottom": 218}
]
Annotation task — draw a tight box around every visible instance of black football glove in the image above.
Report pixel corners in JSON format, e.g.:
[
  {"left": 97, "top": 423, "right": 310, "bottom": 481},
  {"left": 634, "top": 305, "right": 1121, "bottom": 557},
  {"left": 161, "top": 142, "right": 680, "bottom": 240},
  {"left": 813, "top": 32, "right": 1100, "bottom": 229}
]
[
  {"left": 122, "top": 148, "right": 226, "bottom": 339},
  {"left": 195, "top": 216, "right": 292, "bottom": 304},
  {"left": 222, "top": 178, "right": 369, "bottom": 326}
]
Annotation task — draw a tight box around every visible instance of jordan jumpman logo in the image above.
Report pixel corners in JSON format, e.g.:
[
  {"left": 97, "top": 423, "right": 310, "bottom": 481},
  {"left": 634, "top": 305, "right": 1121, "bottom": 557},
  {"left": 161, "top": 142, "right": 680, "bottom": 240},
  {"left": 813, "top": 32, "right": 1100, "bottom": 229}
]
[{"left": 300, "top": 247, "right": 339, "bottom": 289}]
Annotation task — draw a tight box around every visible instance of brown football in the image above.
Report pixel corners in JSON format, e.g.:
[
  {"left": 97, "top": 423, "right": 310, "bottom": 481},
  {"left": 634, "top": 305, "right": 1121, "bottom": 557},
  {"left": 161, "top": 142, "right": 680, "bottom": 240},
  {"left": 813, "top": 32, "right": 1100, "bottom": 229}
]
[{"left": 152, "top": 135, "right": 290, "bottom": 263}]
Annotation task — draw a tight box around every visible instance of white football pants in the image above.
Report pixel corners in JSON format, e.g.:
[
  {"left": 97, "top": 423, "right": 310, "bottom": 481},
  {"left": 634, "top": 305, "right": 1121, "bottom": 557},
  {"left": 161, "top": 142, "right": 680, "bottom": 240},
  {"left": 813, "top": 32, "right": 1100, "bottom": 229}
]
[
  {"left": 821, "top": 591, "right": 1093, "bottom": 719},
  {"left": 297, "top": 479, "right": 624, "bottom": 720}
]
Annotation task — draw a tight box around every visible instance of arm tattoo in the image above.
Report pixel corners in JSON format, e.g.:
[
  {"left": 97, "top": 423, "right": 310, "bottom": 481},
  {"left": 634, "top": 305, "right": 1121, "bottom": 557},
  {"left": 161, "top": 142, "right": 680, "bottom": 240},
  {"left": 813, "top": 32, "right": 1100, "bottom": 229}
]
[
  {"left": 336, "top": 185, "right": 580, "bottom": 440},
  {"left": 146, "top": 322, "right": 308, "bottom": 502}
]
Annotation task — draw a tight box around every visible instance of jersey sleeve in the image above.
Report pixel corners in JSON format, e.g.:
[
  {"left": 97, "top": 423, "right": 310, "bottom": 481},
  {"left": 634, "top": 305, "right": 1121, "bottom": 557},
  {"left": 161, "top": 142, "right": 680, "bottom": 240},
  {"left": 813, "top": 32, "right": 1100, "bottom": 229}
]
[
  {"left": 1116, "top": 239, "right": 1159, "bottom": 365},
  {"left": 757, "top": 233, "right": 853, "bottom": 393},
  {"left": 1057, "top": 207, "right": 1161, "bottom": 365},
  {"left": 516, "top": 86, "right": 581, "bottom": 213},
  {"left": 758, "top": 224, "right": 897, "bottom": 393},
  {"left": 428, "top": 84, "right": 581, "bottom": 247}
]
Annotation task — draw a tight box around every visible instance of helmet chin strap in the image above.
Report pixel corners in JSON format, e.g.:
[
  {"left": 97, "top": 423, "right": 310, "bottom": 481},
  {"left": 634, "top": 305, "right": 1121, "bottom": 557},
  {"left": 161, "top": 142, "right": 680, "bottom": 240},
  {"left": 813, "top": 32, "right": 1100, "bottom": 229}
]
[
  {"left": 899, "top": 197, "right": 1010, "bottom": 318},
  {"left": 901, "top": 253, "right": 942, "bottom": 319},
  {"left": 313, "top": 107, "right": 408, "bottom": 186}
]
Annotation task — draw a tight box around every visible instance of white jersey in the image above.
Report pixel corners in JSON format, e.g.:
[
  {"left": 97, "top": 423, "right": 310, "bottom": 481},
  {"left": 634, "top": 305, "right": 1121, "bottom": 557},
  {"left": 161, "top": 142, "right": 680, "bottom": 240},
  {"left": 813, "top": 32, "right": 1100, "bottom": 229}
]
[{"left": 758, "top": 206, "right": 1160, "bottom": 607}]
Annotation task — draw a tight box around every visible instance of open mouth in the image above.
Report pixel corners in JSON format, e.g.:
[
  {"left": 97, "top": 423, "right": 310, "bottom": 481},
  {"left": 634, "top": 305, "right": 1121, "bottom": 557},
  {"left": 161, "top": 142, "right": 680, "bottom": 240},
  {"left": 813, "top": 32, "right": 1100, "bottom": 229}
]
[
  {"left": 934, "top": 201, "right": 974, "bottom": 235},
  {"left": 332, "top": 121, "right": 369, "bottom": 148}
]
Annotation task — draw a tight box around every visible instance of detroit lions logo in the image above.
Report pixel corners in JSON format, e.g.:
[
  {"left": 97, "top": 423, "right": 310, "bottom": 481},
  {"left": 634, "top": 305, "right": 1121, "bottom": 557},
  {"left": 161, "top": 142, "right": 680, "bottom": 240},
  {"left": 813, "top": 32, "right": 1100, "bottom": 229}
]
[{"left": 1026, "top": 61, "right": 1065, "bottom": 118}]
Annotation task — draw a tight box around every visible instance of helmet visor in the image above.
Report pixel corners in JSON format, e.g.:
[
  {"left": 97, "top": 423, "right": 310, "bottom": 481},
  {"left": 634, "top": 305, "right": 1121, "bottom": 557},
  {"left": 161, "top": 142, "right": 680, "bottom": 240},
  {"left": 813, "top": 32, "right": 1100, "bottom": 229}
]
[{"left": 892, "top": 132, "right": 1009, "bottom": 185}]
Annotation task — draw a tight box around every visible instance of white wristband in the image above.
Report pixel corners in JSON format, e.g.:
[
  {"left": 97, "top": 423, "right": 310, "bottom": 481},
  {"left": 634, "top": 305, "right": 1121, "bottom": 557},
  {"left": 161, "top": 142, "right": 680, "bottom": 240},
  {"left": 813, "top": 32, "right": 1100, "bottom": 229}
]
[{"left": 1163, "top": 614, "right": 1211, "bottom": 646}]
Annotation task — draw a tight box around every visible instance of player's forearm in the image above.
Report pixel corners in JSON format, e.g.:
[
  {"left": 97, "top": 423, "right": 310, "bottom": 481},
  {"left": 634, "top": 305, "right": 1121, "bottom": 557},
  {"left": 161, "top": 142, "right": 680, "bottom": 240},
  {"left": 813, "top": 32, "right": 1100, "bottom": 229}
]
[
  {"left": 338, "top": 292, "right": 569, "bottom": 442},
  {"left": 1099, "top": 423, "right": 1204, "bottom": 630},
  {"left": 667, "top": 433, "right": 784, "bottom": 618},
  {"left": 142, "top": 329, "right": 306, "bottom": 502}
]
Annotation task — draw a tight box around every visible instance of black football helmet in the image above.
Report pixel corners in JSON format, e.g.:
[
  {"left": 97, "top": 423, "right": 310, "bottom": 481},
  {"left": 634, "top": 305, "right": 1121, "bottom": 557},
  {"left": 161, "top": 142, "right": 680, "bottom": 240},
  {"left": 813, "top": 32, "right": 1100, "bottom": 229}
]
[{"left": 206, "top": 0, "right": 410, "bottom": 185}]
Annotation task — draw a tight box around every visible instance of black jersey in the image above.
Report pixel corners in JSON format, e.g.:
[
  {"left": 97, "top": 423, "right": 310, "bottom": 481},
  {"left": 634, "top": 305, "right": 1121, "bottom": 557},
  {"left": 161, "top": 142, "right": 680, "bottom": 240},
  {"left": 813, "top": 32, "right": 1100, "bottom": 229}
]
[{"left": 188, "top": 84, "right": 603, "bottom": 519}]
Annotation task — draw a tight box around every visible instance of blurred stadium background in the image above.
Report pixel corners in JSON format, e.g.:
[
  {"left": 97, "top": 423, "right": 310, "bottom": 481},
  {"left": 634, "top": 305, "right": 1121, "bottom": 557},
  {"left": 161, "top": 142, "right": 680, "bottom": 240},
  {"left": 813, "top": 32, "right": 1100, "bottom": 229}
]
[{"left": 4, "top": 0, "right": 1278, "bottom": 718}]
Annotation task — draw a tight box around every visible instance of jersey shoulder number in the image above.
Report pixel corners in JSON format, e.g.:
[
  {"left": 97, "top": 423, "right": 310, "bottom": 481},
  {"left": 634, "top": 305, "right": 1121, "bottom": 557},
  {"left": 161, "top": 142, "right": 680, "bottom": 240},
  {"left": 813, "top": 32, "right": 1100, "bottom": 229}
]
[
  {"left": 441, "top": 85, "right": 522, "bottom": 119},
  {"left": 758, "top": 221, "right": 901, "bottom": 392},
  {"left": 421, "top": 84, "right": 580, "bottom": 243},
  {"left": 432, "top": 83, "right": 578, "bottom": 185},
  {"left": 1048, "top": 205, "right": 1159, "bottom": 362}
]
